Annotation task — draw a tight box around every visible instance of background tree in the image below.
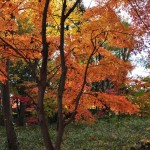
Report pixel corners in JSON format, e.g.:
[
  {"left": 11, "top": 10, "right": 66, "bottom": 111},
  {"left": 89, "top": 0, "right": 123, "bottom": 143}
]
[{"left": 1, "top": 59, "right": 19, "bottom": 150}]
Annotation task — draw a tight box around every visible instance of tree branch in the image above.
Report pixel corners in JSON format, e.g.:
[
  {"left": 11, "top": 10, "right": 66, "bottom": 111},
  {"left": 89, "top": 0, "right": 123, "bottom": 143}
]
[{"left": 65, "top": 0, "right": 81, "bottom": 20}]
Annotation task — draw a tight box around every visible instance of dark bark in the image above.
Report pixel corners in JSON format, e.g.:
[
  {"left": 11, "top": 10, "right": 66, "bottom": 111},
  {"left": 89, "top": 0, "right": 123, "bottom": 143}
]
[
  {"left": 17, "top": 102, "right": 26, "bottom": 126},
  {"left": 37, "top": 0, "right": 54, "bottom": 150},
  {"left": 1, "top": 59, "right": 19, "bottom": 150},
  {"left": 38, "top": 85, "right": 54, "bottom": 150},
  {"left": 55, "top": 1, "right": 66, "bottom": 149},
  {"left": 55, "top": 1, "right": 81, "bottom": 149}
]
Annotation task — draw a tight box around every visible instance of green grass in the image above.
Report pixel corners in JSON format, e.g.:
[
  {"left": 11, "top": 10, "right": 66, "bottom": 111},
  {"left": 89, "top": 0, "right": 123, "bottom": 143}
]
[{"left": 0, "top": 116, "right": 150, "bottom": 150}]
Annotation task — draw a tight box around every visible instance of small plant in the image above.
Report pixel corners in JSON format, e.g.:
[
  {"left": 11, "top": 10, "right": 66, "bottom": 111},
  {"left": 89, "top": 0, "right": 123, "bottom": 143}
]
[
  {"left": 44, "top": 97, "right": 57, "bottom": 123},
  {"left": 26, "top": 117, "right": 38, "bottom": 124},
  {"left": 128, "top": 77, "right": 150, "bottom": 117},
  {"left": 11, "top": 95, "right": 36, "bottom": 126}
]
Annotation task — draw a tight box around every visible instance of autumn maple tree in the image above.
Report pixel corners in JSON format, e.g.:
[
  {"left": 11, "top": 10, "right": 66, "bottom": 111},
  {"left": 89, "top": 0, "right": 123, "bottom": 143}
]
[{"left": 0, "top": 0, "right": 148, "bottom": 150}]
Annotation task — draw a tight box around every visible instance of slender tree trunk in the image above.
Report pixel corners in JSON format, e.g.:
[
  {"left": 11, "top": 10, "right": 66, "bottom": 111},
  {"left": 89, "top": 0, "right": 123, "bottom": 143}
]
[
  {"left": 37, "top": 0, "right": 54, "bottom": 149},
  {"left": 55, "top": 1, "right": 81, "bottom": 149},
  {"left": 18, "top": 102, "right": 26, "bottom": 126},
  {"left": 1, "top": 59, "right": 19, "bottom": 150},
  {"left": 38, "top": 85, "right": 54, "bottom": 150},
  {"left": 55, "top": 1, "right": 67, "bottom": 150}
]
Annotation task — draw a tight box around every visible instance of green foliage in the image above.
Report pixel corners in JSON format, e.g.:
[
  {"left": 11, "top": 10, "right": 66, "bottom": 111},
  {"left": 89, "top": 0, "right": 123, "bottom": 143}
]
[
  {"left": 44, "top": 98, "right": 57, "bottom": 118},
  {"left": 0, "top": 116, "right": 150, "bottom": 149},
  {"left": 9, "top": 60, "right": 33, "bottom": 96},
  {"left": 17, "top": 18, "right": 34, "bottom": 35},
  {"left": 129, "top": 99, "right": 150, "bottom": 117},
  {"left": 128, "top": 77, "right": 150, "bottom": 117},
  {"left": 62, "top": 116, "right": 150, "bottom": 150}
]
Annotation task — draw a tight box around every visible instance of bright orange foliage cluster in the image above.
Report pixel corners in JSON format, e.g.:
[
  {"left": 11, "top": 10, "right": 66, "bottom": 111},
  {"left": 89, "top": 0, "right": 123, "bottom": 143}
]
[{"left": 0, "top": 0, "right": 146, "bottom": 124}]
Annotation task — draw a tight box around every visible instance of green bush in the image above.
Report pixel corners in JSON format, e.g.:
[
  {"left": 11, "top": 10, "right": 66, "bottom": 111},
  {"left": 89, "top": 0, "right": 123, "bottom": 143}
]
[{"left": 44, "top": 98, "right": 57, "bottom": 119}]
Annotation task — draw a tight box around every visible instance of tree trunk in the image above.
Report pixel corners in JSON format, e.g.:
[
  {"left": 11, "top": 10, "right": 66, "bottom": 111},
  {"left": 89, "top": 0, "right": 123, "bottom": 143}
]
[
  {"left": 18, "top": 102, "right": 26, "bottom": 126},
  {"left": 55, "top": 1, "right": 67, "bottom": 149},
  {"left": 55, "top": 1, "right": 81, "bottom": 149},
  {"left": 37, "top": 0, "right": 54, "bottom": 149},
  {"left": 38, "top": 85, "right": 54, "bottom": 150},
  {"left": 1, "top": 59, "right": 19, "bottom": 150}
]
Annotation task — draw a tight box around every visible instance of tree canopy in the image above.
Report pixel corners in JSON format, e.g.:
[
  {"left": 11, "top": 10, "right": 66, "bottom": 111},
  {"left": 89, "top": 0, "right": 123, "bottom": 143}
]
[{"left": 0, "top": 0, "right": 149, "bottom": 149}]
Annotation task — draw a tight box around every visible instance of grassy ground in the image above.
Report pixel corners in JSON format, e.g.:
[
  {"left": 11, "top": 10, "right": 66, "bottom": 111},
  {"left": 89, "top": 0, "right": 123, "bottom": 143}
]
[{"left": 0, "top": 116, "right": 150, "bottom": 150}]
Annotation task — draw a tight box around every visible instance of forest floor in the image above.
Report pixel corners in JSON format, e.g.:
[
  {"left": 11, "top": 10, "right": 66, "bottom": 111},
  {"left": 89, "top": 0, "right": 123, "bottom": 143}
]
[{"left": 0, "top": 115, "right": 150, "bottom": 150}]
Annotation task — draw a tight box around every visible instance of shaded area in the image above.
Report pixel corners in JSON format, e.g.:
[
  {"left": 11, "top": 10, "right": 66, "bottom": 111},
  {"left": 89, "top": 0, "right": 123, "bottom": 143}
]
[{"left": 0, "top": 116, "right": 149, "bottom": 150}]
